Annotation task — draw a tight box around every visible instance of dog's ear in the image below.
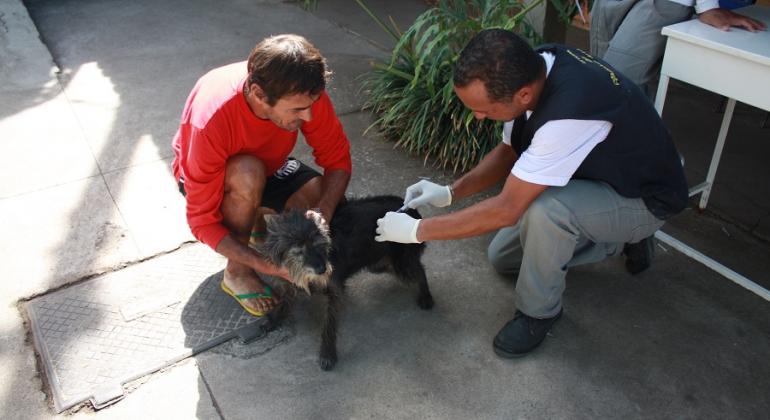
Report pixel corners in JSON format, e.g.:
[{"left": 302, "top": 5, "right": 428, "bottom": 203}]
[{"left": 263, "top": 214, "right": 277, "bottom": 231}]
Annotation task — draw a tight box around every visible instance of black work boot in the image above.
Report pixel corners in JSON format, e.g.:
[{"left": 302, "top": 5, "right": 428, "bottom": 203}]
[
  {"left": 493, "top": 309, "right": 562, "bottom": 358},
  {"left": 623, "top": 235, "right": 656, "bottom": 275}
]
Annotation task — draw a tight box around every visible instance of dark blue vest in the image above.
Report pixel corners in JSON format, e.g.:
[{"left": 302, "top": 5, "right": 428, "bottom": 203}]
[{"left": 509, "top": 45, "right": 688, "bottom": 220}]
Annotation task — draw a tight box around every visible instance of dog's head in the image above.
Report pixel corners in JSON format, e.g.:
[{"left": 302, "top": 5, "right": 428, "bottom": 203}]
[{"left": 262, "top": 209, "right": 332, "bottom": 294}]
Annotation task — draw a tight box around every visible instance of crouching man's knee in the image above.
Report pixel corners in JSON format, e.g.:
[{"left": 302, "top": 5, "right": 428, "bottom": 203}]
[
  {"left": 486, "top": 226, "right": 522, "bottom": 277},
  {"left": 487, "top": 237, "right": 506, "bottom": 273},
  {"left": 224, "top": 155, "right": 267, "bottom": 204}
]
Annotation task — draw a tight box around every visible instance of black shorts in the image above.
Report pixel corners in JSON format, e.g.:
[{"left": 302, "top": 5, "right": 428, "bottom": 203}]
[{"left": 178, "top": 158, "right": 321, "bottom": 212}]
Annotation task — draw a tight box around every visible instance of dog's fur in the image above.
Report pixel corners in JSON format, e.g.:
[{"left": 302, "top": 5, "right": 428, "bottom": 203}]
[{"left": 261, "top": 195, "right": 433, "bottom": 370}]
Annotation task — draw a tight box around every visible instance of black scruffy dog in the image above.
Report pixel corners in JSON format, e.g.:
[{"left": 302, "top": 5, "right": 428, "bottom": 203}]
[{"left": 261, "top": 195, "right": 433, "bottom": 370}]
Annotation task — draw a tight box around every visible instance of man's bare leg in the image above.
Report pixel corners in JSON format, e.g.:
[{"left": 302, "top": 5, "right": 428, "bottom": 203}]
[
  {"left": 284, "top": 176, "right": 323, "bottom": 212},
  {"left": 221, "top": 155, "right": 276, "bottom": 314},
  {"left": 249, "top": 207, "right": 275, "bottom": 249}
]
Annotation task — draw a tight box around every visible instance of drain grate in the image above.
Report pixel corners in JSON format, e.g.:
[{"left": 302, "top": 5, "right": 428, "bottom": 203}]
[{"left": 25, "top": 244, "right": 272, "bottom": 412}]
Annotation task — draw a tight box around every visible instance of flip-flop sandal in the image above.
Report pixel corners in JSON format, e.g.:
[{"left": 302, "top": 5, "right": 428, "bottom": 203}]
[
  {"left": 248, "top": 230, "right": 266, "bottom": 249},
  {"left": 221, "top": 279, "right": 274, "bottom": 317}
]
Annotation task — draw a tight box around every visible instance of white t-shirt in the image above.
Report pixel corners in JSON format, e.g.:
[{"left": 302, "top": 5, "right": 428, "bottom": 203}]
[
  {"left": 502, "top": 52, "right": 613, "bottom": 187},
  {"left": 666, "top": 0, "right": 719, "bottom": 15}
]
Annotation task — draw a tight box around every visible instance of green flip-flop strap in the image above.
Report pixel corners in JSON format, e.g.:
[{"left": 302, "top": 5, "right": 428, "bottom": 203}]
[{"left": 234, "top": 285, "right": 272, "bottom": 300}]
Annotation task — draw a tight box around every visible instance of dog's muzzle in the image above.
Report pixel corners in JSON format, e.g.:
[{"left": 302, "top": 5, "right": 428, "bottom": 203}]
[{"left": 312, "top": 263, "right": 327, "bottom": 275}]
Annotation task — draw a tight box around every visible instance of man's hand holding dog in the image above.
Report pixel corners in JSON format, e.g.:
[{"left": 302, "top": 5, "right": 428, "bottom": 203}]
[
  {"left": 247, "top": 247, "right": 292, "bottom": 282},
  {"left": 375, "top": 212, "right": 421, "bottom": 243}
]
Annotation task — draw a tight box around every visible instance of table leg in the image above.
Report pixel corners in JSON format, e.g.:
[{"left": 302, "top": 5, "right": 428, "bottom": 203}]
[
  {"left": 655, "top": 230, "right": 770, "bottom": 302},
  {"left": 654, "top": 74, "right": 670, "bottom": 116},
  {"left": 699, "top": 97, "right": 736, "bottom": 210}
]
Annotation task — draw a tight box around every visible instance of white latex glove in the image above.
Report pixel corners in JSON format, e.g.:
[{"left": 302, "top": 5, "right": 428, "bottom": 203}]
[
  {"left": 404, "top": 180, "right": 452, "bottom": 209},
  {"left": 375, "top": 212, "right": 422, "bottom": 243}
]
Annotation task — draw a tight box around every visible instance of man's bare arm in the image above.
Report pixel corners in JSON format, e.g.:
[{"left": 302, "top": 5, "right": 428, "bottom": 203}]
[
  {"left": 215, "top": 235, "right": 290, "bottom": 279},
  {"left": 451, "top": 143, "right": 518, "bottom": 202},
  {"left": 417, "top": 174, "right": 547, "bottom": 241},
  {"left": 317, "top": 169, "right": 351, "bottom": 222}
]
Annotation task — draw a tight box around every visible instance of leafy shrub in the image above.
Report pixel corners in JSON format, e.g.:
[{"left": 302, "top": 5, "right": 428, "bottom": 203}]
[
  {"left": 358, "top": 0, "right": 573, "bottom": 172},
  {"left": 300, "top": 0, "right": 318, "bottom": 10}
]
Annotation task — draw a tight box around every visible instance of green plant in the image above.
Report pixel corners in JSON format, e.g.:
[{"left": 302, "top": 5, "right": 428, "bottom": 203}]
[
  {"left": 299, "top": 0, "right": 318, "bottom": 10},
  {"left": 358, "top": 0, "right": 574, "bottom": 172}
]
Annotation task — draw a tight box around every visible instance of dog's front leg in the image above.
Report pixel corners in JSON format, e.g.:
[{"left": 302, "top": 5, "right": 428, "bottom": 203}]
[{"left": 319, "top": 282, "right": 342, "bottom": 371}]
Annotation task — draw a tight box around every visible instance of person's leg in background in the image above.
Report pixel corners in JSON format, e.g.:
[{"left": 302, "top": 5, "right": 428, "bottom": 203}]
[
  {"left": 590, "top": 0, "right": 642, "bottom": 59},
  {"left": 592, "top": 0, "right": 692, "bottom": 96}
]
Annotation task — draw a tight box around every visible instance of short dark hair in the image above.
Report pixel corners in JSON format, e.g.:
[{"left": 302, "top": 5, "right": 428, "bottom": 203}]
[
  {"left": 453, "top": 29, "right": 544, "bottom": 102},
  {"left": 247, "top": 34, "right": 331, "bottom": 105}
]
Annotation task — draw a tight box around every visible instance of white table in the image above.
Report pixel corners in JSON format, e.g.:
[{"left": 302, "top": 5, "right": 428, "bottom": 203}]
[
  {"left": 655, "top": 5, "right": 770, "bottom": 209},
  {"left": 653, "top": 5, "right": 770, "bottom": 302}
]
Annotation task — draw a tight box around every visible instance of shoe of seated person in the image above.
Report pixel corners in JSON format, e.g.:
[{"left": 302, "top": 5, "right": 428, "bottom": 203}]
[
  {"left": 623, "top": 235, "right": 656, "bottom": 275},
  {"left": 493, "top": 309, "right": 562, "bottom": 358}
]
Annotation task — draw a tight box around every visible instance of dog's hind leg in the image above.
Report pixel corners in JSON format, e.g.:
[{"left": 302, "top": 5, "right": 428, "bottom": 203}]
[
  {"left": 319, "top": 282, "right": 342, "bottom": 371},
  {"left": 392, "top": 253, "right": 434, "bottom": 310}
]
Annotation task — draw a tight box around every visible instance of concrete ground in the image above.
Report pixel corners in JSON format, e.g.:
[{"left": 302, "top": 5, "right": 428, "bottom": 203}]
[{"left": 1, "top": 0, "right": 768, "bottom": 418}]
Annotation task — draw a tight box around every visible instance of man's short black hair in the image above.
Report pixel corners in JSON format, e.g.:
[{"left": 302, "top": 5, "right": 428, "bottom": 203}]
[{"left": 453, "top": 29, "right": 544, "bottom": 102}]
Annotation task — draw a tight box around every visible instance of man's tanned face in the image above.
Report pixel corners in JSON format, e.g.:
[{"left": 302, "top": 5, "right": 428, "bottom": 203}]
[
  {"left": 263, "top": 92, "right": 320, "bottom": 131},
  {"left": 454, "top": 79, "right": 526, "bottom": 122},
  {"left": 247, "top": 83, "right": 320, "bottom": 131}
]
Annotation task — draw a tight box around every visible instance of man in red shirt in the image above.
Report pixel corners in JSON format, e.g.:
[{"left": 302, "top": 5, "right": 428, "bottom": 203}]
[{"left": 172, "top": 35, "right": 352, "bottom": 316}]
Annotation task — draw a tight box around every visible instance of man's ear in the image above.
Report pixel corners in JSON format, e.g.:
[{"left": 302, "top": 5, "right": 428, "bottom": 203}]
[
  {"left": 516, "top": 85, "right": 534, "bottom": 107},
  {"left": 248, "top": 83, "right": 269, "bottom": 103}
]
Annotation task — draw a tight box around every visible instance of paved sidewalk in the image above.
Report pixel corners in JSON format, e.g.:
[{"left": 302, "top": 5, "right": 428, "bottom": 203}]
[{"left": 1, "top": 0, "right": 769, "bottom": 418}]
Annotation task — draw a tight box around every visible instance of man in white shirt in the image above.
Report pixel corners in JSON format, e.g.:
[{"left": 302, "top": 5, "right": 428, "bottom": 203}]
[
  {"left": 374, "top": 29, "right": 688, "bottom": 357},
  {"left": 591, "top": 0, "right": 765, "bottom": 95}
]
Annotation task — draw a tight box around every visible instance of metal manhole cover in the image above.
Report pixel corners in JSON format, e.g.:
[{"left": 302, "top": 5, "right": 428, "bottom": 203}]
[{"left": 25, "top": 243, "right": 272, "bottom": 412}]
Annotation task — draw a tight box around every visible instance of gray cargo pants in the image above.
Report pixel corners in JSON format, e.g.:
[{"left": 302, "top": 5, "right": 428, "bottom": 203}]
[
  {"left": 590, "top": 0, "right": 692, "bottom": 94},
  {"left": 487, "top": 180, "right": 664, "bottom": 318}
]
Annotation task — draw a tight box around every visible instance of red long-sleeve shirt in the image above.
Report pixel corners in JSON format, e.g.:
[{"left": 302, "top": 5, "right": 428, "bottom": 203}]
[{"left": 172, "top": 62, "right": 351, "bottom": 250}]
